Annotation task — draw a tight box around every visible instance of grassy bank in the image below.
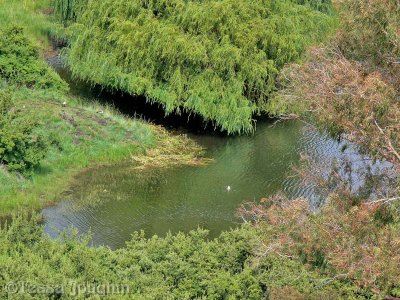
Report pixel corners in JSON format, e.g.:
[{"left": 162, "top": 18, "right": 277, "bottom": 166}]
[
  {"left": 0, "top": 87, "right": 157, "bottom": 214},
  {"left": 0, "top": 0, "right": 204, "bottom": 216},
  {"left": 0, "top": 0, "right": 60, "bottom": 49},
  {"left": 0, "top": 56, "right": 204, "bottom": 215}
]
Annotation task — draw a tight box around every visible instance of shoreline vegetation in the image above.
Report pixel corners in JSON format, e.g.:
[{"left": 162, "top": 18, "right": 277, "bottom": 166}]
[
  {"left": 54, "top": 0, "right": 337, "bottom": 134},
  {"left": 0, "top": 0, "right": 399, "bottom": 299},
  {"left": 0, "top": 0, "right": 207, "bottom": 216}
]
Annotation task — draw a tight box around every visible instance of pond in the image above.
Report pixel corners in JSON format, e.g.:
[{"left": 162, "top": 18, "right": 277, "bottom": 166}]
[
  {"left": 43, "top": 56, "right": 386, "bottom": 249},
  {"left": 43, "top": 120, "right": 363, "bottom": 249}
]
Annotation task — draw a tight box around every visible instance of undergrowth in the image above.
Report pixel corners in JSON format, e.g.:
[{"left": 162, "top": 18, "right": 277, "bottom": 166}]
[{"left": 0, "top": 215, "right": 361, "bottom": 299}]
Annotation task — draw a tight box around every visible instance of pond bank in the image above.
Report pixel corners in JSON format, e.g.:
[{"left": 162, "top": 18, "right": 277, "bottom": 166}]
[{"left": 0, "top": 87, "right": 205, "bottom": 217}]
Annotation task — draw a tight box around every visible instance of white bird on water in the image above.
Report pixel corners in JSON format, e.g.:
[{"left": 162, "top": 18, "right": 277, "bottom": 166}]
[{"left": 226, "top": 186, "right": 231, "bottom": 192}]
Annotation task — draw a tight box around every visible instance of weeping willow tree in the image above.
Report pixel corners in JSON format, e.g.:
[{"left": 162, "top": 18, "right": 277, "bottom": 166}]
[
  {"left": 55, "top": 0, "right": 335, "bottom": 133},
  {"left": 53, "top": 0, "right": 86, "bottom": 24}
]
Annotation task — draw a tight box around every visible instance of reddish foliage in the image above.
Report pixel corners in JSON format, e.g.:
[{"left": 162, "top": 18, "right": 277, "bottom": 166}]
[{"left": 239, "top": 195, "right": 400, "bottom": 295}]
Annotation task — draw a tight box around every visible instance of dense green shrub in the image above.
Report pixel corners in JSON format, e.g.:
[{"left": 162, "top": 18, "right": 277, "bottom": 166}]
[
  {"left": 0, "top": 26, "right": 68, "bottom": 91},
  {"left": 58, "top": 0, "right": 335, "bottom": 133},
  {"left": 0, "top": 214, "right": 359, "bottom": 299},
  {"left": 0, "top": 25, "right": 68, "bottom": 174},
  {"left": 292, "top": 0, "right": 333, "bottom": 13},
  {"left": 0, "top": 90, "right": 49, "bottom": 175}
]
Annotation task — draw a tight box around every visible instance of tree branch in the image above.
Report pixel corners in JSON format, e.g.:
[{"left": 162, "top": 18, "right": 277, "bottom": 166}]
[{"left": 374, "top": 120, "right": 400, "bottom": 163}]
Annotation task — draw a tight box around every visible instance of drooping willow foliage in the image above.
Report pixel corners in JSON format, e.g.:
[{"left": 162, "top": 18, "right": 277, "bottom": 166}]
[
  {"left": 52, "top": 0, "right": 86, "bottom": 24},
  {"left": 292, "top": 0, "right": 333, "bottom": 13},
  {"left": 55, "top": 0, "right": 335, "bottom": 133}
]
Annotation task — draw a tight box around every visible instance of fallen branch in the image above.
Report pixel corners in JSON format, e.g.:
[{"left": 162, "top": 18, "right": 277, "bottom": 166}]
[
  {"left": 374, "top": 120, "right": 400, "bottom": 163},
  {"left": 370, "top": 196, "right": 400, "bottom": 204}
]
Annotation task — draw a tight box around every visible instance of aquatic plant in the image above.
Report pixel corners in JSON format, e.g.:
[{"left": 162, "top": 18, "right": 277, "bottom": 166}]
[{"left": 56, "top": 0, "right": 336, "bottom": 133}]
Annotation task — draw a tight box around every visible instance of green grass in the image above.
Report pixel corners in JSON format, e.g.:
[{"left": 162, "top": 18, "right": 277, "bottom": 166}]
[
  {"left": 0, "top": 0, "right": 61, "bottom": 49},
  {"left": 0, "top": 0, "right": 202, "bottom": 216},
  {"left": 0, "top": 87, "right": 158, "bottom": 215}
]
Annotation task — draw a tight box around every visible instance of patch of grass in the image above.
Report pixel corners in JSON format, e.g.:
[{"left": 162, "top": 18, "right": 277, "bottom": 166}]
[
  {"left": 0, "top": 0, "right": 61, "bottom": 50},
  {"left": 0, "top": 87, "right": 160, "bottom": 215}
]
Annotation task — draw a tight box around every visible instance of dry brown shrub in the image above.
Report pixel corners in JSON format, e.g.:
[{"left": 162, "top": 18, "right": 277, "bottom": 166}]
[
  {"left": 334, "top": 0, "right": 400, "bottom": 67},
  {"left": 270, "top": 0, "right": 400, "bottom": 167},
  {"left": 271, "top": 46, "right": 400, "bottom": 166},
  {"left": 239, "top": 195, "right": 400, "bottom": 295},
  {"left": 260, "top": 1, "right": 400, "bottom": 296}
]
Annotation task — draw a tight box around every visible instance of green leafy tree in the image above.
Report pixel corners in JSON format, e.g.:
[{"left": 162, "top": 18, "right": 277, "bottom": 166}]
[{"left": 56, "top": 0, "right": 335, "bottom": 133}]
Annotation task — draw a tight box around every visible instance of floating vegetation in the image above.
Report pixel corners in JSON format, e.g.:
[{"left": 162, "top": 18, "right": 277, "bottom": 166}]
[{"left": 131, "top": 126, "right": 213, "bottom": 170}]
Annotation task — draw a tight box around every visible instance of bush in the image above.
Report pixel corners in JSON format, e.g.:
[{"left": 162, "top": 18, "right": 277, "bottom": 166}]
[
  {"left": 269, "top": 47, "right": 400, "bottom": 164},
  {"left": 58, "top": 0, "right": 335, "bottom": 133},
  {"left": 0, "top": 90, "right": 49, "bottom": 175},
  {"left": 0, "top": 26, "right": 68, "bottom": 91},
  {"left": 268, "top": 0, "right": 400, "bottom": 165},
  {"left": 0, "top": 214, "right": 360, "bottom": 299},
  {"left": 336, "top": 0, "right": 400, "bottom": 67},
  {"left": 0, "top": 215, "right": 266, "bottom": 299},
  {"left": 292, "top": 0, "right": 333, "bottom": 13},
  {"left": 239, "top": 194, "right": 400, "bottom": 298}
]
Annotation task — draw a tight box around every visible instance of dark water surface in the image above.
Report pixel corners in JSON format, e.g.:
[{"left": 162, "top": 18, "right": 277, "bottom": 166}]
[{"left": 43, "top": 56, "right": 388, "bottom": 249}]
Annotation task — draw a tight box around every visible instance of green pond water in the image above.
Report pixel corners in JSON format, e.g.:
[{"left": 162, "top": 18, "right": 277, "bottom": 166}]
[
  {"left": 43, "top": 56, "right": 386, "bottom": 249},
  {"left": 43, "top": 120, "right": 359, "bottom": 249}
]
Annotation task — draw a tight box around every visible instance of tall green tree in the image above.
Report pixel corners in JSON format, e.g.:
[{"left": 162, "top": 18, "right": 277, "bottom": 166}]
[{"left": 57, "top": 0, "right": 335, "bottom": 133}]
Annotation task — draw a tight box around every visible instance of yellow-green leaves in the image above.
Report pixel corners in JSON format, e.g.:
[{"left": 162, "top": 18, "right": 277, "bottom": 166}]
[{"left": 59, "top": 0, "right": 335, "bottom": 133}]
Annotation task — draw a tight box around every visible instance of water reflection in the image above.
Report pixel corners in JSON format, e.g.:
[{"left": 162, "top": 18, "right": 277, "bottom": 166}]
[
  {"left": 43, "top": 120, "right": 391, "bottom": 249},
  {"left": 44, "top": 54, "right": 394, "bottom": 249}
]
